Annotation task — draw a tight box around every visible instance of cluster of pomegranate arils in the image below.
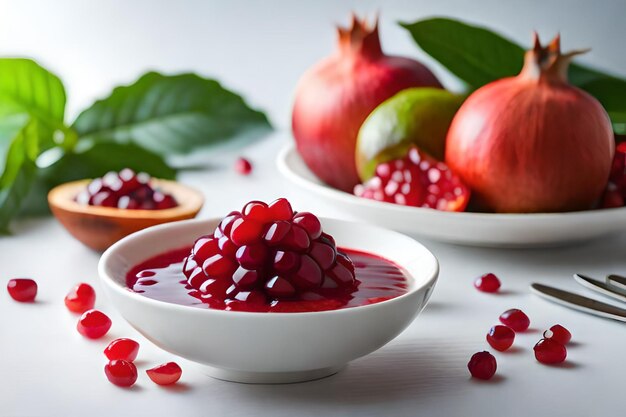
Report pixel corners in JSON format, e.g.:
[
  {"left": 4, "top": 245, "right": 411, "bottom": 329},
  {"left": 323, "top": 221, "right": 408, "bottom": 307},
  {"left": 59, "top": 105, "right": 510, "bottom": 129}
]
[
  {"left": 354, "top": 147, "right": 470, "bottom": 212},
  {"left": 6, "top": 279, "right": 181, "bottom": 387},
  {"left": 75, "top": 168, "right": 178, "bottom": 210},
  {"left": 601, "top": 142, "right": 626, "bottom": 208},
  {"left": 469, "top": 273, "right": 573, "bottom": 380},
  {"left": 183, "top": 198, "right": 357, "bottom": 308}
]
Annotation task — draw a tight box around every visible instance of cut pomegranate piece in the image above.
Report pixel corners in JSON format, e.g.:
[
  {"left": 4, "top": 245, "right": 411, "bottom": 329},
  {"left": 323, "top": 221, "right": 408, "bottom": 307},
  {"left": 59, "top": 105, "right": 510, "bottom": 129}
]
[
  {"left": 486, "top": 325, "right": 515, "bottom": 351},
  {"left": 146, "top": 362, "right": 182, "bottom": 385},
  {"left": 534, "top": 338, "right": 567, "bottom": 364},
  {"left": 182, "top": 198, "right": 358, "bottom": 307},
  {"left": 543, "top": 324, "right": 572, "bottom": 345},
  {"left": 105, "top": 360, "right": 138, "bottom": 387},
  {"left": 467, "top": 351, "right": 497, "bottom": 380},
  {"left": 7, "top": 278, "right": 37, "bottom": 302},
  {"left": 354, "top": 147, "right": 470, "bottom": 212},
  {"left": 64, "top": 283, "right": 96, "bottom": 313},
  {"left": 77, "top": 309, "right": 112, "bottom": 339},
  {"left": 234, "top": 157, "right": 253, "bottom": 176},
  {"left": 104, "top": 338, "right": 140, "bottom": 362},
  {"left": 499, "top": 308, "right": 530, "bottom": 332},
  {"left": 474, "top": 273, "right": 501, "bottom": 293}
]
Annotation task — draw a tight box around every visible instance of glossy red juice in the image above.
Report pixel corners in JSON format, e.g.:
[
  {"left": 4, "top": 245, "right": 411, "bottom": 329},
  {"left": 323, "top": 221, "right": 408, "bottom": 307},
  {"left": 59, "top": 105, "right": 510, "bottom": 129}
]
[{"left": 126, "top": 247, "right": 409, "bottom": 313}]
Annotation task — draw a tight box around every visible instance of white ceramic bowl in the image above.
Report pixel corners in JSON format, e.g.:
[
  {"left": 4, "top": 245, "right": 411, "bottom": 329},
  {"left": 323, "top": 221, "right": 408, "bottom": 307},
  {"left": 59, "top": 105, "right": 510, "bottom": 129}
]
[
  {"left": 99, "top": 217, "right": 438, "bottom": 384},
  {"left": 278, "top": 144, "right": 626, "bottom": 248}
]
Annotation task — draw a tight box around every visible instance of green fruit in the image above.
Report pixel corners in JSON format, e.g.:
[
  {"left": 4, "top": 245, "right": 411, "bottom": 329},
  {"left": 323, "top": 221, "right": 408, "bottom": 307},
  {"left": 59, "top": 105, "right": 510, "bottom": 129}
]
[{"left": 355, "top": 88, "right": 464, "bottom": 181}]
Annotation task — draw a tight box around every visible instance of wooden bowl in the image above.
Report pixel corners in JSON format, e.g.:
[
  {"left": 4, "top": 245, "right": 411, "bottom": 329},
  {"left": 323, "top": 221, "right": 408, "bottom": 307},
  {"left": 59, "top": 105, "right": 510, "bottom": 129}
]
[{"left": 48, "top": 179, "right": 204, "bottom": 251}]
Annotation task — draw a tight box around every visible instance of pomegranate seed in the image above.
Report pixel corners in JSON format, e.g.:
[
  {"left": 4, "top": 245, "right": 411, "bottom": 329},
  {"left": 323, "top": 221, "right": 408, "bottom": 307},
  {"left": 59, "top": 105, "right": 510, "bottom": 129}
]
[
  {"left": 474, "top": 273, "right": 501, "bottom": 293},
  {"left": 486, "top": 325, "right": 515, "bottom": 351},
  {"left": 292, "top": 212, "right": 322, "bottom": 239},
  {"left": 192, "top": 236, "right": 218, "bottom": 263},
  {"left": 543, "top": 324, "right": 572, "bottom": 345},
  {"left": 146, "top": 362, "right": 182, "bottom": 385},
  {"left": 104, "top": 338, "right": 140, "bottom": 362},
  {"left": 230, "top": 218, "right": 264, "bottom": 246},
  {"left": 105, "top": 360, "right": 138, "bottom": 387},
  {"left": 499, "top": 308, "right": 530, "bottom": 332},
  {"left": 234, "top": 157, "right": 253, "bottom": 175},
  {"left": 7, "top": 278, "right": 37, "bottom": 302},
  {"left": 273, "top": 251, "right": 301, "bottom": 273},
  {"left": 309, "top": 241, "right": 336, "bottom": 270},
  {"left": 281, "top": 224, "right": 310, "bottom": 251},
  {"left": 77, "top": 309, "right": 112, "bottom": 339},
  {"left": 265, "top": 276, "right": 296, "bottom": 298},
  {"left": 534, "top": 338, "right": 567, "bottom": 364},
  {"left": 263, "top": 221, "right": 291, "bottom": 245},
  {"left": 291, "top": 255, "right": 323, "bottom": 289},
  {"left": 64, "top": 283, "right": 96, "bottom": 313},
  {"left": 467, "top": 351, "right": 497, "bottom": 380},
  {"left": 235, "top": 244, "right": 268, "bottom": 269},
  {"left": 232, "top": 267, "right": 261, "bottom": 289},
  {"left": 242, "top": 201, "right": 271, "bottom": 222},
  {"left": 267, "top": 198, "right": 293, "bottom": 220}
]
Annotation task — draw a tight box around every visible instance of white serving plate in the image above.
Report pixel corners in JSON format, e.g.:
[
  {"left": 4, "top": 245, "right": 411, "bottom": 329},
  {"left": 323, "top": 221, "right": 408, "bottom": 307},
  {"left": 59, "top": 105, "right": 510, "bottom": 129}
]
[
  {"left": 99, "top": 217, "right": 438, "bottom": 384},
  {"left": 277, "top": 144, "right": 626, "bottom": 248}
]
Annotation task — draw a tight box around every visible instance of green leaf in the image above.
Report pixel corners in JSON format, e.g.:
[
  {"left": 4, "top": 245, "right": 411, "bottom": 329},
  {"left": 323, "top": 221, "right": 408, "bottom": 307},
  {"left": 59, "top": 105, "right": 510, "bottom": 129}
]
[
  {"left": 0, "top": 58, "right": 67, "bottom": 151},
  {"left": 577, "top": 77, "right": 626, "bottom": 133},
  {"left": 400, "top": 18, "right": 525, "bottom": 88},
  {"left": 72, "top": 72, "right": 272, "bottom": 157},
  {"left": 400, "top": 17, "right": 626, "bottom": 133},
  {"left": 21, "top": 142, "right": 176, "bottom": 216},
  {"left": 0, "top": 119, "right": 40, "bottom": 233}
]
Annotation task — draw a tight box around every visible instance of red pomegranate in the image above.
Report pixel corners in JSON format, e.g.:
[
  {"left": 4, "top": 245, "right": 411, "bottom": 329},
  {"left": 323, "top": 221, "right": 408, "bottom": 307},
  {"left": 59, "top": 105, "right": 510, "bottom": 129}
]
[
  {"left": 445, "top": 34, "right": 614, "bottom": 213},
  {"left": 292, "top": 15, "right": 442, "bottom": 192}
]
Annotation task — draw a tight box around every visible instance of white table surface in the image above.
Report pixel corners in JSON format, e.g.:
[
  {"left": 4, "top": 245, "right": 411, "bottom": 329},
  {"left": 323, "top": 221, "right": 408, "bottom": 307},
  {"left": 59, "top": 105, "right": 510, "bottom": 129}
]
[{"left": 1, "top": 132, "right": 625, "bottom": 417}]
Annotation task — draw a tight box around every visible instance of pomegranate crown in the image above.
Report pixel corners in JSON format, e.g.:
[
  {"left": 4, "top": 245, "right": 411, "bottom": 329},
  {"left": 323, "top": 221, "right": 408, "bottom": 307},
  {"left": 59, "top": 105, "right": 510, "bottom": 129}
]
[
  {"left": 520, "top": 32, "right": 589, "bottom": 83},
  {"left": 336, "top": 13, "right": 383, "bottom": 58}
]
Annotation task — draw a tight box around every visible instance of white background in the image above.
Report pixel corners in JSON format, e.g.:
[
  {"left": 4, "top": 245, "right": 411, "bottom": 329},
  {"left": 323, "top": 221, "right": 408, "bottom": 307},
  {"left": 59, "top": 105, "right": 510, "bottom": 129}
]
[{"left": 1, "top": 1, "right": 626, "bottom": 417}]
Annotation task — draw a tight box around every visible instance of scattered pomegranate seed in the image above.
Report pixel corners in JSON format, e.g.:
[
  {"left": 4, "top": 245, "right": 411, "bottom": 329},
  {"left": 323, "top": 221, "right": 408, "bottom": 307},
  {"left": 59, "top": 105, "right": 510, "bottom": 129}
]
[
  {"left": 499, "top": 308, "right": 530, "bottom": 332},
  {"left": 146, "top": 362, "right": 183, "bottom": 385},
  {"left": 467, "top": 351, "right": 497, "bottom": 380},
  {"left": 7, "top": 278, "right": 37, "bottom": 302},
  {"left": 77, "top": 309, "right": 112, "bottom": 339},
  {"left": 235, "top": 157, "right": 253, "bottom": 175},
  {"left": 104, "top": 338, "right": 140, "bottom": 362},
  {"left": 534, "top": 338, "right": 567, "bottom": 364},
  {"left": 104, "top": 360, "right": 138, "bottom": 387},
  {"left": 486, "top": 325, "right": 515, "bottom": 351},
  {"left": 543, "top": 324, "right": 572, "bottom": 345},
  {"left": 474, "top": 273, "right": 501, "bottom": 293},
  {"left": 64, "top": 283, "right": 96, "bottom": 313}
]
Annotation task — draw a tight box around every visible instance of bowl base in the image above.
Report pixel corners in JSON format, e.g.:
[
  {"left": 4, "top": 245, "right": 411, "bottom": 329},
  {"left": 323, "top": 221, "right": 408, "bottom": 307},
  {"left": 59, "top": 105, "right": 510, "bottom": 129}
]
[{"left": 199, "top": 364, "right": 344, "bottom": 384}]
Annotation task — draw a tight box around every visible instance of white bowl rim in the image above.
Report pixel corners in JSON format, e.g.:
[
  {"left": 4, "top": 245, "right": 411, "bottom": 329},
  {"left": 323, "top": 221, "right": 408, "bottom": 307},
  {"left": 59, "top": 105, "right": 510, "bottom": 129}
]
[
  {"left": 99, "top": 217, "right": 439, "bottom": 318},
  {"left": 277, "top": 143, "right": 626, "bottom": 221}
]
